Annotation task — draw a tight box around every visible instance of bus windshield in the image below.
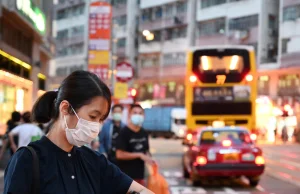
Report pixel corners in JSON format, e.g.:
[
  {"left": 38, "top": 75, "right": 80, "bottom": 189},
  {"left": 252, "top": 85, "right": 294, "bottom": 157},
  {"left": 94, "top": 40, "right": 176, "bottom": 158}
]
[{"left": 192, "top": 48, "right": 251, "bottom": 83}]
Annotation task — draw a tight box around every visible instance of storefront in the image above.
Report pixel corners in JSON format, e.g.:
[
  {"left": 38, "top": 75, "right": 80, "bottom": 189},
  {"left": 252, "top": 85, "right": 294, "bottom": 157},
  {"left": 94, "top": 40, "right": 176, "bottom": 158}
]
[
  {"left": 0, "top": 70, "right": 33, "bottom": 134},
  {"left": 0, "top": 0, "right": 52, "bottom": 135}
]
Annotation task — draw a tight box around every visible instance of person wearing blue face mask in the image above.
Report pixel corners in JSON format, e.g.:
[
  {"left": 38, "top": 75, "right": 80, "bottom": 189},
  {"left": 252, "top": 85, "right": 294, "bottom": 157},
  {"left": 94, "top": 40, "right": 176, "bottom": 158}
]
[
  {"left": 99, "top": 104, "right": 125, "bottom": 164},
  {"left": 116, "top": 104, "right": 154, "bottom": 186}
]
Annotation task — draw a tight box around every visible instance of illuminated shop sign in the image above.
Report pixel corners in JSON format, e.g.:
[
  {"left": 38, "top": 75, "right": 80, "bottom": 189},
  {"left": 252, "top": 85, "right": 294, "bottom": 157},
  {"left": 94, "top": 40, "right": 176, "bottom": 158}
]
[{"left": 16, "top": 0, "right": 46, "bottom": 34}]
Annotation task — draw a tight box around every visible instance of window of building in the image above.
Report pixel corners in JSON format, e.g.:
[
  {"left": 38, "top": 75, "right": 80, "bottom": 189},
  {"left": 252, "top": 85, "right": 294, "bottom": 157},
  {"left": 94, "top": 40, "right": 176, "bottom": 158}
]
[
  {"left": 198, "top": 18, "right": 225, "bottom": 36},
  {"left": 163, "top": 52, "right": 186, "bottom": 66},
  {"left": 282, "top": 38, "right": 290, "bottom": 54},
  {"left": 72, "top": 4, "right": 85, "bottom": 16},
  {"left": 154, "top": 7, "right": 162, "bottom": 20},
  {"left": 176, "top": 1, "right": 187, "bottom": 14},
  {"left": 57, "top": 48, "right": 68, "bottom": 57},
  {"left": 56, "top": 29, "right": 69, "bottom": 40},
  {"left": 201, "top": 0, "right": 226, "bottom": 9},
  {"left": 1, "top": 19, "right": 33, "bottom": 58},
  {"left": 71, "top": 25, "right": 84, "bottom": 37},
  {"left": 70, "top": 43, "right": 84, "bottom": 55},
  {"left": 117, "top": 38, "right": 126, "bottom": 48},
  {"left": 166, "top": 26, "right": 187, "bottom": 40},
  {"left": 113, "top": 0, "right": 127, "bottom": 5},
  {"left": 57, "top": 9, "right": 68, "bottom": 20},
  {"left": 141, "top": 57, "right": 159, "bottom": 67},
  {"left": 56, "top": 67, "right": 68, "bottom": 76},
  {"left": 165, "top": 4, "right": 174, "bottom": 18},
  {"left": 283, "top": 5, "right": 300, "bottom": 21},
  {"left": 229, "top": 14, "right": 258, "bottom": 31},
  {"left": 114, "top": 15, "right": 127, "bottom": 26},
  {"left": 142, "top": 9, "right": 152, "bottom": 22}
]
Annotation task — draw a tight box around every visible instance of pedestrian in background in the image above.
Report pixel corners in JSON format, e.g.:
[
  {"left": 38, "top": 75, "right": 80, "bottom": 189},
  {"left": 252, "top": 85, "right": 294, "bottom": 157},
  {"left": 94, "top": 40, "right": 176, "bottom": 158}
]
[
  {"left": 91, "top": 137, "right": 100, "bottom": 152},
  {"left": 0, "top": 111, "right": 21, "bottom": 159},
  {"left": 116, "top": 104, "right": 154, "bottom": 186},
  {"left": 8, "top": 111, "right": 44, "bottom": 152},
  {"left": 99, "top": 104, "right": 125, "bottom": 163},
  {"left": 4, "top": 70, "right": 153, "bottom": 194}
]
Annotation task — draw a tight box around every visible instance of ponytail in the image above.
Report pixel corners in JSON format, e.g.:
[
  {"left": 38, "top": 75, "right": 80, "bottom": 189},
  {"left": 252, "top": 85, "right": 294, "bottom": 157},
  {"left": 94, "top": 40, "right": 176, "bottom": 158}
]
[{"left": 32, "top": 91, "right": 58, "bottom": 123}]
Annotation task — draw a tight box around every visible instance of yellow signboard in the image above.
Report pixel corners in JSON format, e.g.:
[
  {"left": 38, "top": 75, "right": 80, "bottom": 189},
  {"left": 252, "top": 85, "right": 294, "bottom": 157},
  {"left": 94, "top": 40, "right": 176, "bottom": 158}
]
[
  {"left": 88, "top": 51, "right": 110, "bottom": 65},
  {"left": 114, "top": 82, "right": 128, "bottom": 99}
]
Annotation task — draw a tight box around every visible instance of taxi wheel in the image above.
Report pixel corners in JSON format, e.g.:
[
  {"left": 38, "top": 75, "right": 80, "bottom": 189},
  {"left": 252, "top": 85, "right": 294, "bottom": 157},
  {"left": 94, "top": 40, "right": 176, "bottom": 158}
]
[
  {"left": 249, "top": 179, "right": 259, "bottom": 187},
  {"left": 192, "top": 180, "right": 202, "bottom": 187}
]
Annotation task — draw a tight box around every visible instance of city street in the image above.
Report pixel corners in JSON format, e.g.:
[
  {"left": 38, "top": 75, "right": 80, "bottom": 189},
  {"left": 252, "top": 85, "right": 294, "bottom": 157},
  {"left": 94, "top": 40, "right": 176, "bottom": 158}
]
[
  {"left": 1, "top": 139, "right": 300, "bottom": 193},
  {"left": 151, "top": 138, "right": 300, "bottom": 194}
]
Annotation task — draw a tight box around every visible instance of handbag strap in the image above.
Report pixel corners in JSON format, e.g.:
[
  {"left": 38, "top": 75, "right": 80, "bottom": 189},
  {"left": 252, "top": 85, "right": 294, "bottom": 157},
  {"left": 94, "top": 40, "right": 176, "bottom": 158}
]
[{"left": 25, "top": 146, "right": 40, "bottom": 194}]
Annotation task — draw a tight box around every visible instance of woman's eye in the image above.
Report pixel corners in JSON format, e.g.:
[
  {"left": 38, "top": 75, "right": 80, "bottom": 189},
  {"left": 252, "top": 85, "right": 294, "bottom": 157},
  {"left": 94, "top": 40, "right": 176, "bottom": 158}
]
[{"left": 89, "top": 116, "right": 97, "bottom": 120}]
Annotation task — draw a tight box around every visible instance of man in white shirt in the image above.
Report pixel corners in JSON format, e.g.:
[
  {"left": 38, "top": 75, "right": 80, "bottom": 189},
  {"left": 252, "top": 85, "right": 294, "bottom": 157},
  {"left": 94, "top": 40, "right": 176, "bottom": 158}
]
[{"left": 9, "top": 111, "right": 44, "bottom": 152}]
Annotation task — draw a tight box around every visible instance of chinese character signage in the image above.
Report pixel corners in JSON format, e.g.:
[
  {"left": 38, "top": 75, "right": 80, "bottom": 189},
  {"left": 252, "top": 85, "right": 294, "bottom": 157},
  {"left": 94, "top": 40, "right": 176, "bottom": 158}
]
[{"left": 88, "top": 1, "right": 112, "bottom": 81}]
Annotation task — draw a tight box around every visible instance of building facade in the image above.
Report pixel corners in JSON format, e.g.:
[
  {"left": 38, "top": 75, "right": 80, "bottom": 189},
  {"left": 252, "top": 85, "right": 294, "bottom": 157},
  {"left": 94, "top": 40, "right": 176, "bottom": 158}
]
[
  {"left": 50, "top": 0, "right": 90, "bottom": 89},
  {"left": 0, "top": 0, "right": 53, "bottom": 134},
  {"left": 257, "top": 0, "right": 300, "bottom": 105}
]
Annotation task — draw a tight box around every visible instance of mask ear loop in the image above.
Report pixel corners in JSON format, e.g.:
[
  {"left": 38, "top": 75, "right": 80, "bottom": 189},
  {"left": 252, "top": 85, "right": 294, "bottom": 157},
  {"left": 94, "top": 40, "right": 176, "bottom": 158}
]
[
  {"left": 64, "top": 104, "right": 79, "bottom": 129},
  {"left": 70, "top": 105, "right": 80, "bottom": 120}
]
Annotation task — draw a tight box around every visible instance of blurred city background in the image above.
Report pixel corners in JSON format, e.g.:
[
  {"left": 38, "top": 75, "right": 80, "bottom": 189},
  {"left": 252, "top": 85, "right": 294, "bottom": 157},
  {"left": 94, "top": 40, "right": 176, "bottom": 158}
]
[{"left": 1, "top": 0, "right": 300, "bottom": 193}]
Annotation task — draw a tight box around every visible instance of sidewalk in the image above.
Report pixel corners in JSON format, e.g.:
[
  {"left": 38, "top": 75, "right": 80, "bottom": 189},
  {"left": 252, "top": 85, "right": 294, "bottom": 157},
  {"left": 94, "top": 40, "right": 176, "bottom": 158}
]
[{"left": 260, "top": 143, "right": 300, "bottom": 187}]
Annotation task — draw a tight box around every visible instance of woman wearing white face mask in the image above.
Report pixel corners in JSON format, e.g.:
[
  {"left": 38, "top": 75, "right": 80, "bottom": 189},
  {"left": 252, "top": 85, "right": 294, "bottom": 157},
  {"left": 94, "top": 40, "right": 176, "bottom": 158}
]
[{"left": 4, "top": 71, "right": 154, "bottom": 194}]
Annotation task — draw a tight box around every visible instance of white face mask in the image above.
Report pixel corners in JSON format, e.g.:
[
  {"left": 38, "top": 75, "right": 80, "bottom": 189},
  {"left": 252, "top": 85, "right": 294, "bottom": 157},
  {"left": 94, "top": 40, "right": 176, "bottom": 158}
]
[{"left": 64, "top": 106, "right": 102, "bottom": 147}]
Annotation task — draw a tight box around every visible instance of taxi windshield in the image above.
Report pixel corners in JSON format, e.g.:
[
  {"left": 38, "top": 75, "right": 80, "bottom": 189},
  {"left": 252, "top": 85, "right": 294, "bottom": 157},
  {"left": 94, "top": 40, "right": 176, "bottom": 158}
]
[{"left": 200, "top": 130, "right": 252, "bottom": 145}]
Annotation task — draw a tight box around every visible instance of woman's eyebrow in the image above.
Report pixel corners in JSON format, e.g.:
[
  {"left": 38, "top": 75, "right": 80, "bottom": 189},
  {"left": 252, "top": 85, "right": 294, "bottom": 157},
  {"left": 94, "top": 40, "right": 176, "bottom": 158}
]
[{"left": 91, "top": 110, "right": 102, "bottom": 115}]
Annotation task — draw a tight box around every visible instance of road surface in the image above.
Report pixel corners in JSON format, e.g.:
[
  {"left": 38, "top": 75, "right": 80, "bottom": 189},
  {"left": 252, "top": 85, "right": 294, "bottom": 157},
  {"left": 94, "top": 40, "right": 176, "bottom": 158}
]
[{"left": 151, "top": 138, "right": 300, "bottom": 194}]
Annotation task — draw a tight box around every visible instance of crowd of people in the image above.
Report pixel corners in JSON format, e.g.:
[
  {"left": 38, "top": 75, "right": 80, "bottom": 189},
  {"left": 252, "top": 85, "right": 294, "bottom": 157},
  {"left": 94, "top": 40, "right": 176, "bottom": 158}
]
[{"left": 1, "top": 70, "right": 154, "bottom": 194}]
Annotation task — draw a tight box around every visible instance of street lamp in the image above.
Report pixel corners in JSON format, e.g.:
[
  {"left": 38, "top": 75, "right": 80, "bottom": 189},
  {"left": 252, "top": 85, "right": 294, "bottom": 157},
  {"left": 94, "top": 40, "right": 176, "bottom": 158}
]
[
  {"left": 142, "top": 30, "right": 150, "bottom": 37},
  {"left": 142, "top": 29, "right": 154, "bottom": 41}
]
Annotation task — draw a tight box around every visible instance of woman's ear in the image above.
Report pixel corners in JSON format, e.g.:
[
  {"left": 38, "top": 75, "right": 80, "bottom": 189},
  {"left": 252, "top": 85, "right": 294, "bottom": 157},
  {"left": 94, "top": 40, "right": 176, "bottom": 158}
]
[{"left": 60, "top": 100, "right": 70, "bottom": 116}]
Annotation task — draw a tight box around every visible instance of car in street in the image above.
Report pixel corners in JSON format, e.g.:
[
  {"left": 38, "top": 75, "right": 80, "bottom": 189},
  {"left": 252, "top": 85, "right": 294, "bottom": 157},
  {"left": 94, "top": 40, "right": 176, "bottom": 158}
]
[{"left": 183, "top": 126, "right": 265, "bottom": 187}]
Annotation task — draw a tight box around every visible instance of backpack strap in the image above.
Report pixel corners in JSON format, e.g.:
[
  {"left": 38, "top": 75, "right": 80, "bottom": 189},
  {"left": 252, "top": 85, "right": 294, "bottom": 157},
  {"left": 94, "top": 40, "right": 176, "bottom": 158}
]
[{"left": 19, "top": 146, "right": 40, "bottom": 194}]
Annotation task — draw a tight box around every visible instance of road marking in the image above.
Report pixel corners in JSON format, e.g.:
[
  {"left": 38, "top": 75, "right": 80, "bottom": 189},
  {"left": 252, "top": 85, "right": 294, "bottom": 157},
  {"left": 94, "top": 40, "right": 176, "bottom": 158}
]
[
  {"left": 166, "top": 178, "right": 180, "bottom": 186},
  {"left": 174, "top": 171, "right": 183, "bottom": 177},
  {"left": 256, "top": 185, "right": 265, "bottom": 192},
  {"left": 163, "top": 171, "right": 171, "bottom": 177},
  {"left": 223, "top": 188, "right": 239, "bottom": 194},
  {"left": 170, "top": 186, "right": 207, "bottom": 194}
]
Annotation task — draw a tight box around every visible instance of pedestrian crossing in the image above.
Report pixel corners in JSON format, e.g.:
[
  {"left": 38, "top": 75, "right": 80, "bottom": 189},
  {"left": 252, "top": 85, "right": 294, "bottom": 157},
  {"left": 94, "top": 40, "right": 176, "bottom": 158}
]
[{"left": 162, "top": 170, "right": 269, "bottom": 194}]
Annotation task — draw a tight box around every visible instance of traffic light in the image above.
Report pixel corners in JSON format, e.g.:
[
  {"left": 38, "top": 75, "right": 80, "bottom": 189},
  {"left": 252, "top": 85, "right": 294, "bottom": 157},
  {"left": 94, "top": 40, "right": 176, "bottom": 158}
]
[{"left": 129, "top": 88, "right": 137, "bottom": 103}]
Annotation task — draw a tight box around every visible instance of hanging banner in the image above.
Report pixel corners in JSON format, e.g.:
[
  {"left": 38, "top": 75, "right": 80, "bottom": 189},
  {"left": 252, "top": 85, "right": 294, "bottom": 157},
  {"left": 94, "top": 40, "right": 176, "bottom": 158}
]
[
  {"left": 88, "top": 1, "right": 112, "bottom": 81},
  {"left": 88, "top": 1, "right": 112, "bottom": 51}
]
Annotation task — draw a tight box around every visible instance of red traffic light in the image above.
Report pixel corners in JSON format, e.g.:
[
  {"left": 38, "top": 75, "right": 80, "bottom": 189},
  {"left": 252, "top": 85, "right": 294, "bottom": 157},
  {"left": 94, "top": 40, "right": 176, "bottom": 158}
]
[{"left": 130, "top": 88, "right": 137, "bottom": 97}]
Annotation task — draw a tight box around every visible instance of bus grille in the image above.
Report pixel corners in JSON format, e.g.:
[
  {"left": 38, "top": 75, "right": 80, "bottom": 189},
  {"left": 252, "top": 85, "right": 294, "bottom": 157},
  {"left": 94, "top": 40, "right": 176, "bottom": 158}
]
[{"left": 192, "top": 102, "right": 252, "bottom": 115}]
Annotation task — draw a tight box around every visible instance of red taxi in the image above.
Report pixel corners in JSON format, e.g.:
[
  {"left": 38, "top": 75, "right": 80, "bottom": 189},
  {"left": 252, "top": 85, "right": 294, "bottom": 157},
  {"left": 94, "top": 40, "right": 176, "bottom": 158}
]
[{"left": 183, "top": 127, "right": 265, "bottom": 186}]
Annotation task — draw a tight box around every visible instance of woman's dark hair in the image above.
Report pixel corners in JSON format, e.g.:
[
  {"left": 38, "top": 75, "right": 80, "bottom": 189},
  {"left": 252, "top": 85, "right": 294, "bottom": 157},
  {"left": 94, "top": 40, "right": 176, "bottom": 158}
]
[
  {"left": 112, "top": 104, "right": 124, "bottom": 111},
  {"left": 11, "top": 111, "right": 21, "bottom": 122},
  {"left": 32, "top": 71, "right": 111, "bottom": 124},
  {"left": 22, "top": 111, "right": 32, "bottom": 123}
]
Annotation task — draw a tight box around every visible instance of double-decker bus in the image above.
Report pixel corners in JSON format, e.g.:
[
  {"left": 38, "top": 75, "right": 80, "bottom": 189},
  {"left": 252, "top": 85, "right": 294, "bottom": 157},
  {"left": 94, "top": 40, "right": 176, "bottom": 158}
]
[{"left": 184, "top": 45, "right": 257, "bottom": 142}]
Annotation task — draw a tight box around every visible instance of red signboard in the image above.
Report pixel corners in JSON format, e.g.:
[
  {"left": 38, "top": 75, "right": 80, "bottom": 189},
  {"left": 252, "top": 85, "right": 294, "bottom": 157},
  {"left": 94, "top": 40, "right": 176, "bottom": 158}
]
[
  {"left": 88, "top": 64, "right": 109, "bottom": 81},
  {"left": 88, "top": 1, "right": 112, "bottom": 50},
  {"left": 116, "top": 62, "right": 134, "bottom": 82},
  {"left": 88, "top": 1, "right": 112, "bottom": 81}
]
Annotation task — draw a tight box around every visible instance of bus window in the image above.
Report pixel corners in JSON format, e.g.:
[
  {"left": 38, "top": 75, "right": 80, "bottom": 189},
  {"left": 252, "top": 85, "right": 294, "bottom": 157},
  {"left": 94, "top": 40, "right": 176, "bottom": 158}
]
[{"left": 192, "top": 49, "right": 251, "bottom": 83}]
